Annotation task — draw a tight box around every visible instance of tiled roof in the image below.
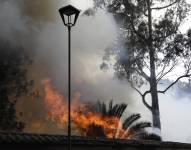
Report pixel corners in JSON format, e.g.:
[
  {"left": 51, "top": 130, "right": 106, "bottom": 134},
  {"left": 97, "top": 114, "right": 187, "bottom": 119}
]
[{"left": 0, "top": 132, "right": 191, "bottom": 149}]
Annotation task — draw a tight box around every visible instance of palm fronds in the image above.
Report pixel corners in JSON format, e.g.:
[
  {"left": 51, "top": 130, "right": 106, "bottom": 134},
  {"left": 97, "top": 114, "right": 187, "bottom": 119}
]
[
  {"left": 122, "top": 114, "right": 141, "bottom": 130},
  {"left": 132, "top": 132, "right": 161, "bottom": 141},
  {"left": 128, "top": 122, "right": 151, "bottom": 133},
  {"left": 96, "top": 100, "right": 127, "bottom": 118},
  {"left": 91, "top": 100, "right": 161, "bottom": 141}
]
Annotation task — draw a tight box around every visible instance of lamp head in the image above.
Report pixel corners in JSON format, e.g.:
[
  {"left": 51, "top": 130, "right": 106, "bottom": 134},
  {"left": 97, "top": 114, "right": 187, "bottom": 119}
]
[{"left": 59, "top": 5, "right": 80, "bottom": 27}]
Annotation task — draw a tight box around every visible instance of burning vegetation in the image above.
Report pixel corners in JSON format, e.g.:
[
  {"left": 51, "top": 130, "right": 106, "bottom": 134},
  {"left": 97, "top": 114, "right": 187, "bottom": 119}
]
[{"left": 43, "top": 79, "right": 160, "bottom": 140}]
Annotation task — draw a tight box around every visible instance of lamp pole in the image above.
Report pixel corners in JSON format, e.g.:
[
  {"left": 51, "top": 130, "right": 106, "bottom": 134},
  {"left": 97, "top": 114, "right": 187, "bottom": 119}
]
[
  {"left": 68, "top": 25, "right": 71, "bottom": 150},
  {"left": 59, "top": 5, "right": 80, "bottom": 150}
]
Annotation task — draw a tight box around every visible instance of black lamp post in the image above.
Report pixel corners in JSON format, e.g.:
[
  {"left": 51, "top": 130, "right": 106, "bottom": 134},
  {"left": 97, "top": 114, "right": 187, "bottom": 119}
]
[{"left": 59, "top": 5, "right": 80, "bottom": 150}]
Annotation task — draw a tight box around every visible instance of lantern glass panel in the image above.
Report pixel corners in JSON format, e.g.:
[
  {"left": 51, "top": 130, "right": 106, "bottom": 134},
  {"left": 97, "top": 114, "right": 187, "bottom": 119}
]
[
  {"left": 71, "top": 14, "right": 75, "bottom": 25},
  {"left": 63, "top": 14, "right": 67, "bottom": 24}
]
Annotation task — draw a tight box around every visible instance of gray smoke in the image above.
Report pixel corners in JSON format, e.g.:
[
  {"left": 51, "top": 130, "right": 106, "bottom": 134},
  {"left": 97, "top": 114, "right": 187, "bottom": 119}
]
[
  {"left": 0, "top": 0, "right": 29, "bottom": 45},
  {"left": 159, "top": 83, "right": 191, "bottom": 143},
  {"left": 1, "top": 0, "right": 191, "bottom": 143}
]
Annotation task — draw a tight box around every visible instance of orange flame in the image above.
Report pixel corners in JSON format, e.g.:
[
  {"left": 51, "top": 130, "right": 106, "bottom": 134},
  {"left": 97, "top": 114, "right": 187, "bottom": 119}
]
[{"left": 42, "top": 79, "right": 126, "bottom": 138}]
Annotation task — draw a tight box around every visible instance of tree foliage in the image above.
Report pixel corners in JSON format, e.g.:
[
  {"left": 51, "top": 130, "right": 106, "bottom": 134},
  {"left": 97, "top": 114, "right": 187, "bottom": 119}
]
[
  {"left": 94, "top": 0, "right": 191, "bottom": 86},
  {"left": 89, "top": 0, "right": 191, "bottom": 129},
  {"left": 0, "top": 40, "right": 33, "bottom": 132}
]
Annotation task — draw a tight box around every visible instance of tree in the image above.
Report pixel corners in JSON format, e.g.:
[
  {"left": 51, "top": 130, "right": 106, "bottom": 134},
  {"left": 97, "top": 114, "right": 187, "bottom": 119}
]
[
  {"left": 90, "top": 0, "right": 191, "bottom": 130},
  {"left": 0, "top": 40, "right": 33, "bottom": 132},
  {"left": 87, "top": 100, "right": 161, "bottom": 140}
]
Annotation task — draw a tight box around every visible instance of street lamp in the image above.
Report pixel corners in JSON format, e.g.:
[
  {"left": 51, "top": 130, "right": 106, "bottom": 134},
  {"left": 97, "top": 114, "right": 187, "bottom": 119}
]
[{"left": 59, "top": 5, "right": 80, "bottom": 150}]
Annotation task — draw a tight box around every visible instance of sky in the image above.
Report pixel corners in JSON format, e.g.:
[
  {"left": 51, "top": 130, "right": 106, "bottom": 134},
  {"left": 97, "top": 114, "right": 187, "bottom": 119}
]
[{"left": 1, "top": 0, "right": 191, "bottom": 143}]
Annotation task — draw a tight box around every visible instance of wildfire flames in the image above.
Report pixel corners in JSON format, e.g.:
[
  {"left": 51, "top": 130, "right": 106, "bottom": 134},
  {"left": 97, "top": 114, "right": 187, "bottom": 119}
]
[{"left": 42, "top": 79, "right": 127, "bottom": 139}]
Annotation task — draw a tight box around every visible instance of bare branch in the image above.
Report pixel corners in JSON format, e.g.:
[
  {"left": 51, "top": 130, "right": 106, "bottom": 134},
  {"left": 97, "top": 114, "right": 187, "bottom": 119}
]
[
  {"left": 157, "top": 62, "right": 177, "bottom": 83},
  {"left": 143, "top": 59, "right": 150, "bottom": 71},
  {"left": 135, "top": 69, "right": 150, "bottom": 82},
  {"left": 130, "top": 83, "right": 152, "bottom": 110},
  {"left": 143, "top": 90, "right": 151, "bottom": 98},
  {"left": 151, "top": 0, "right": 180, "bottom": 10},
  {"left": 158, "top": 74, "right": 191, "bottom": 94},
  {"left": 135, "top": 62, "right": 150, "bottom": 82},
  {"left": 121, "top": 60, "right": 150, "bottom": 82},
  {"left": 142, "top": 90, "right": 152, "bottom": 111},
  {"left": 186, "top": 61, "right": 191, "bottom": 73},
  {"left": 156, "top": 63, "right": 168, "bottom": 79},
  {"left": 131, "top": 84, "right": 143, "bottom": 96},
  {"left": 142, "top": 94, "right": 152, "bottom": 111}
]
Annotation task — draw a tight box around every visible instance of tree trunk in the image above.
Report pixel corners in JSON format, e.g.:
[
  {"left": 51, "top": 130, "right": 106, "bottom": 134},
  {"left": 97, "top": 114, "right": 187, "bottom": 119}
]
[
  {"left": 147, "top": 0, "right": 161, "bottom": 130},
  {"left": 150, "top": 79, "right": 161, "bottom": 129}
]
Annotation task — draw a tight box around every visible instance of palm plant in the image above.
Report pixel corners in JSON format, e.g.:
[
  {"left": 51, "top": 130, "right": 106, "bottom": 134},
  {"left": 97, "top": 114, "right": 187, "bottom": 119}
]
[{"left": 87, "top": 100, "right": 161, "bottom": 141}]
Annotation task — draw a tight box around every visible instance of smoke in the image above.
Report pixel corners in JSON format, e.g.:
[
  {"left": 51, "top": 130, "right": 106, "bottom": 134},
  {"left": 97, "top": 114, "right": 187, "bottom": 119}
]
[
  {"left": 159, "top": 84, "right": 191, "bottom": 143},
  {"left": 1, "top": 0, "right": 191, "bottom": 143},
  {"left": 132, "top": 82, "right": 191, "bottom": 143},
  {"left": 0, "top": 0, "right": 29, "bottom": 45},
  {"left": 29, "top": 0, "right": 139, "bottom": 135},
  {"left": 0, "top": 0, "right": 135, "bottom": 134}
]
